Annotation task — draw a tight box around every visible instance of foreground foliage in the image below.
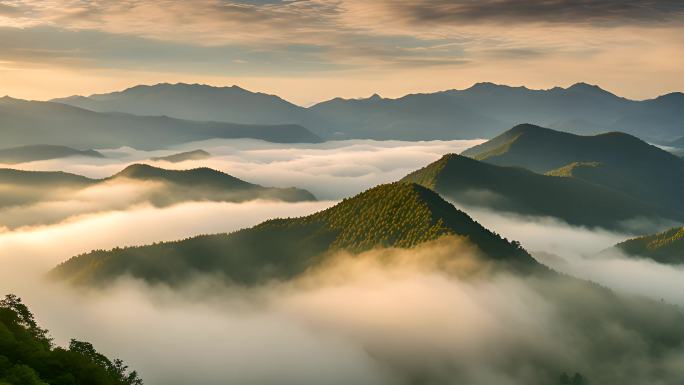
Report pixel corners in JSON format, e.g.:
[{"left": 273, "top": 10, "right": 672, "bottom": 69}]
[{"left": 0, "top": 294, "right": 142, "bottom": 385}]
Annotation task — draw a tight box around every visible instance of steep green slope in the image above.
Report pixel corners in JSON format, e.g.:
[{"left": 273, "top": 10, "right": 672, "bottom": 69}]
[
  {"left": 401, "top": 154, "right": 665, "bottom": 229},
  {"left": 615, "top": 227, "right": 684, "bottom": 264},
  {"left": 0, "top": 294, "right": 142, "bottom": 385},
  {"left": 0, "top": 145, "right": 103, "bottom": 164},
  {"left": 151, "top": 150, "right": 210, "bottom": 163},
  {"left": 0, "top": 97, "right": 321, "bottom": 150},
  {"left": 462, "top": 124, "right": 684, "bottom": 219},
  {"left": 51, "top": 183, "right": 538, "bottom": 286}
]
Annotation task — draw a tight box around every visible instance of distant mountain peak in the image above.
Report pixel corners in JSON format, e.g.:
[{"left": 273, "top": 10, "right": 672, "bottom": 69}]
[
  {"left": 368, "top": 93, "right": 383, "bottom": 101},
  {"left": 466, "top": 82, "right": 529, "bottom": 92},
  {"left": 565, "top": 82, "right": 617, "bottom": 97}
]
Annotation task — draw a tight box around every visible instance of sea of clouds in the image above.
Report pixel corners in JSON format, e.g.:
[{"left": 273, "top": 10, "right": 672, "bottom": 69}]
[{"left": 2, "top": 138, "right": 684, "bottom": 385}]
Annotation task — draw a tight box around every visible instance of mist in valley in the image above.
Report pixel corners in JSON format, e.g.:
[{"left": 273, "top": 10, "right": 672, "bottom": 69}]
[{"left": 2, "top": 142, "right": 684, "bottom": 385}]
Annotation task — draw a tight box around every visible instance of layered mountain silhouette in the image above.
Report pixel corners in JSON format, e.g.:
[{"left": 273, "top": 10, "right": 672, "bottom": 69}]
[
  {"left": 462, "top": 124, "right": 684, "bottom": 221},
  {"left": 614, "top": 227, "right": 684, "bottom": 264},
  {"left": 151, "top": 149, "right": 211, "bottom": 163},
  {"left": 401, "top": 154, "right": 665, "bottom": 230},
  {"left": 50, "top": 182, "right": 539, "bottom": 286},
  {"left": 0, "top": 164, "right": 314, "bottom": 212},
  {"left": 0, "top": 145, "right": 103, "bottom": 164},
  {"left": 0, "top": 96, "right": 321, "bottom": 150},
  {"left": 53, "top": 82, "right": 684, "bottom": 142}
]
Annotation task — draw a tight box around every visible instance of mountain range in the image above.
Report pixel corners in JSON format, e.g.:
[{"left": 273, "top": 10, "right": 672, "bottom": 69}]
[
  {"left": 0, "top": 96, "right": 321, "bottom": 150},
  {"left": 401, "top": 153, "right": 665, "bottom": 230},
  {"left": 52, "top": 82, "right": 684, "bottom": 142},
  {"left": 50, "top": 182, "right": 539, "bottom": 286},
  {"left": 461, "top": 124, "right": 684, "bottom": 223}
]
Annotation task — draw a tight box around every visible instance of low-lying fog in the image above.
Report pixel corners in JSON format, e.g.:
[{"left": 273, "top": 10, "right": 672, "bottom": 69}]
[
  {"left": 5, "top": 139, "right": 483, "bottom": 200},
  {"left": 2, "top": 139, "right": 684, "bottom": 385}
]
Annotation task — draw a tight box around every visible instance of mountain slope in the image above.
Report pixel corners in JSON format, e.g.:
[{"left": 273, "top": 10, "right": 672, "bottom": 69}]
[
  {"left": 614, "top": 227, "right": 684, "bottom": 264},
  {"left": 461, "top": 124, "right": 684, "bottom": 218},
  {"left": 50, "top": 182, "right": 538, "bottom": 286},
  {"left": 401, "top": 154, "right": 666, "bottom": 229},
  {"left": 0, "top": 97, "right": 321, "bottom": 149},
  {"left": 0, "top": 145, "right": 104, "bottom": 164}
]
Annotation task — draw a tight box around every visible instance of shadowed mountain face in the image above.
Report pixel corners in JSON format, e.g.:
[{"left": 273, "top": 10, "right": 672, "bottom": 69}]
[
  {"left": 50, "top": 182, "right": 539, "bottom": 287},
  {"left": 401, "top": 154, "right": 667, "bottom": 230},
  {"left": 614, "top": 227, "right": 684, "bottom": 265},
  {"left": 52, "top": 83, "right": 684, "bottom": 141},
  {"left": 462, "top": 124, "right": 684, "bottom": 219},
  {"left": 0, "top": 97, "right": 321, "bottom": 150},
  {"left": 0, "top": 145, "right": 104, "bottom": 164},
  {"left": 151, "top": 149, "right": 211, "bottom": 163}
]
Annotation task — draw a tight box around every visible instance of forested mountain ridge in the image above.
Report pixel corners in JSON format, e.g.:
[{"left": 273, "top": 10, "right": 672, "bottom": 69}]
[
  {"left": 50, "top": 182, "right": 539, "bottom": 287},
  {"left": 614, "top": 227, "right": 684, "bottom": 264},
  {"left": 461, "top": 124, "right": 684, "bottom": 221},
  {"left": 401, "top": 154, "right": 668, "bottom": 230}
]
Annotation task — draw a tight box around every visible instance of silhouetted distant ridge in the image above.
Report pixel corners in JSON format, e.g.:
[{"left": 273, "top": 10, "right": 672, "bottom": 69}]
[
  {"left": 0, "top": 97, "right": 321, "bottom": 149},
  {"left": 46, "top": 82, "right": 684, "bottom": 142}
]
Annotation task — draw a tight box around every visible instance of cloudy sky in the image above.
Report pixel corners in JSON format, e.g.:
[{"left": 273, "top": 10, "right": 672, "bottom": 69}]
[{"left": 1, "top": 0, "right": 683, "bottom": 104}]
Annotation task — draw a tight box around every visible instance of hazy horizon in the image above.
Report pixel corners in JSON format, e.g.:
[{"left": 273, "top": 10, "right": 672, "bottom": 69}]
[{"left": 4, "top": 80, "right": 679, "bottom": 107}]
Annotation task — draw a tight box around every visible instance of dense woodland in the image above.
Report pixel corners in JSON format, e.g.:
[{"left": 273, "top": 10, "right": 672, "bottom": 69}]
[{"left": 0, "top": 295, "right": 142, "bottom": 385}]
